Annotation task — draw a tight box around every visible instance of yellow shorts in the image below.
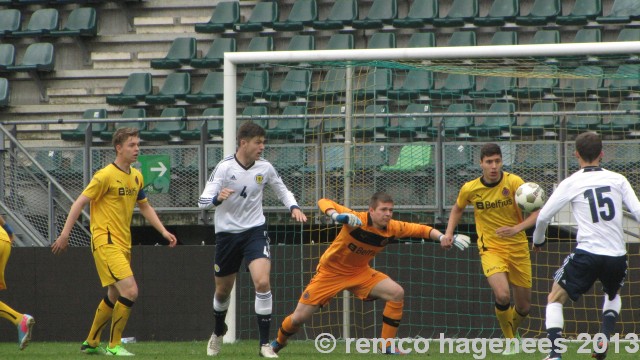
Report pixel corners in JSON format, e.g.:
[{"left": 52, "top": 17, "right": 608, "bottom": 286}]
[
  {"left": 93, "top": 244, "right": 133, "bottom": 287},
  {"left": 480, "top": 247, "right": 532, "bottom": 288},
  {"left": 0, "top": 241, "right": 10, "bottom": 290},
  {"left": 299, "top": 265, "right": 389, "bottom": 306}
]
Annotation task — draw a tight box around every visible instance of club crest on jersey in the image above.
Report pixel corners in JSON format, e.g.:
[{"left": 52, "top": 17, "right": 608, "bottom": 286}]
[
  {"left": 255, "top": 174, "right": 264, "bottom": 184},
  {"left": 502, "top": 187, "right": 510, "bottom": 197}
]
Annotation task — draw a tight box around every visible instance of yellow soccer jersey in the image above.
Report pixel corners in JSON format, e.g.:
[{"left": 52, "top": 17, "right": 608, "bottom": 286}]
[
  {"left": 456, "top": 171, "right": 526, "bottom": 253},
  {"left": 82, "top": 163, "right": 147, "bottom": 250},
  {"left": 0, "top": 226, "right": 9, "bottom": 244}
]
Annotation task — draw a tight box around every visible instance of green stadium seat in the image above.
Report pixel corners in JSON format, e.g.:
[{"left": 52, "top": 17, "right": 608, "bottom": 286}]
[
  {"left": 51, "top": 7, "right": 97, "bottom": 37},
  {"left": 286, "top": 34, "right": 315, "bottom": 51},
  {"left": 264, "top": 69, "right": 311, "bottom": 102},
  {"left": 433, "top": 0, "right": 479, "bottom": 27},
  {"left": 597, "top": 101, "right": 640, "bottom": 137},
  {"left": 325, "top": 33, "right": 354, "bottom": 50},
  {"left": 468, "top": 102, "right": 515, "bottom": 138},
  {"left": 308, "top": 68, "right": 346, "bottom": 100},
  {"left": 8, "top": 42, "right": 55, "bottom": 72},
  {"left": 266, "top": 145, "right": 306, "bottom": 173},
  {"left": 312, "top": 0, "right": 357, "bottom": 30},
  {"left": 515, "top": 0, "right": 561, "bottom": 26},
  {"left": 354, "top": 68, "right": 393, "bottom": 100},
  {"left": 556, "top": 0, "right": 602, "bottom": 25},
  {"left": 489, "top": 31, "right": 518, "bottom": 46},
  {"left": 266, "top": 105, "right": 307, "bottom": 142},
  {"left": 352, "top": 0, "right": 398, "bottom": 30},
  {"left": 185, "top": 72, "right": 223, "bottom": 104},
  {"left": 13, "top": 8, "right": 59, "bottom": 37},
  {"left": 0, "top": 9, "right": 21, "bottom": 37},
  {"left": 510, "top": 102, "right": 559, "bottom": 137},
  {"left": 194, "top": 1, "right": 240, "bottom": 33},
  {"left": 106, "top": 72, "right": 152, "bottom": 105},
  {"left": 406, "top": 32, "right": 436, "bottom": 47},
  {"left": 150, "top": 37, "right": 197, "bottom": 69},
  {"left": 321, "top": 105, "right": 347, "bottom": 140},
  {"left": 353, "top": 144, "right": 388, "bottom": 172},
  {"left": 388, "top": 69, "right": 433, "bottom": 100},
  {"left": 511, "top": 143, "right": 558, "bottom": 180},
  {"left": 385, "top": 103, "right": 431, "bottom": 140},
  {"left": 596, "top": 0, "right": 640, "bottom": 24},
  {"left": 234, "top": 2, "right": 279, "bottom": 32},
  {"left": 180, "top": 107, "right": 223, "bottom": 141},
  {"left": 473, "top": 0, "right": 519, "bottom": 27},
  {"left": 237, "top": 70, "right": 269, "bottom": 102},
  {"left": 145, "top": 72, "right": 191, "bottom": 105},
  {"left": 469, "top": 69, "right": 516, "bottom": 98},
  {"left": 443, "top": 143, "right": 473, "bottom": 173},
  {"left": 367, "top": 32, "right": 396, "bottom": 49},
  {"left": 380, "top": 143, "right": 432, "bottom": 172},
  {"left": 512, "top": 65, "right": 558, "bottom": 98},
  {"left": 61, "top": 109, "right": 108, "bottom": 142},
  {"left": 428, "top": 73, "right": 475, "bottom": 99},
  {"left": 273, "top": 0, "right": 317, "bottom": 31},
  {"left": 353, "top": 104, "right": 389, "bottom": 140},
  {"left": 191, "top": 38, "right": 235, "bottom": 69},
  {"left": 139, "top": 107, "right": 187, "bottom": 142},
  {"left": 246, "top": 36, "right": 274, "bottom": 52},
  {"left": 428, "top": 103, "right": 474, "bottom": 137},
  {"left": 0, "top": 78, "right": 9, "bottom": 107},
  {"left": 596, "top": 64, "right": 640, "bottom": 98},
  {"left": 0, "top": 44, "right": 15, "bottom": 71},
  {"left": 447, "top": 31, "right": 477, "bottom": 47},
  {"left": 392, "top": 0, "right": 438, "bottom": 28},
  {"left": 99, "top": 108, "right": 147, "bottom": 142},
  {"left": 240, "top": 105, "right": 268, "bottom": 129},
  {"left": 552, "top": 65, "right": 603, "bottom": 98},
  {"left": 531, "top": 29, "right": 560, "bottom": 45},
  {"left": 574, "top": 28, "right": 601, "bottom": 43},
  {"left": 566, "top": 101, "right": 601, "bottom": 134}
]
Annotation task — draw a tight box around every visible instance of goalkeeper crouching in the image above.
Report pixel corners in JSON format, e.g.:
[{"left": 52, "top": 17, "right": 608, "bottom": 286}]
[{"left": 271, "top": 192, "right": 469, "bottom": 355}]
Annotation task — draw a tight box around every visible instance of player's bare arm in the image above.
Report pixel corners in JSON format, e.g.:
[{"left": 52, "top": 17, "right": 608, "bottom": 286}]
[
  {"left": 52, "top": 194, "right": 91, "bottom": 255},
  {"left": 291, "top": 208, "right": 307, "bottom": 222},
  {"left": 138, "top": 201, "right": 178, "bottom": 248},
  {"left": 496, "top": 210, "right": 541, "bottom": 238}
]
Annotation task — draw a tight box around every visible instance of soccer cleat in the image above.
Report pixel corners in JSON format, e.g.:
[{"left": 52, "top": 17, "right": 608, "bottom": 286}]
[
  {"left": 17, "top": 314, "right": 35, "bottom": 350},
  {"left": 592, "top": 340, "right": 607, "bottom": 360},
  {"left": 270, "top": 340, "right": 287, "bottom": 354},
  {"left": 542, "top": 355, "right": 561, "bottom": 360},
  {"left": 502, "top": 347, "right": 519, "bottom": 355},
  {"left": 259, "top": 343, "right": 278, "bottom": 358},
  {"left": 81, "top": 341, "right": 107, "bottom": 355},
  {"left": 105, "top": 345, "right": 134, "bottom": 356},
  {"left": 383, "top": 345, "right": 407, "bottom": 355},
  {"left": 207, "top": 333, "right": 223, "bottom": 356}
]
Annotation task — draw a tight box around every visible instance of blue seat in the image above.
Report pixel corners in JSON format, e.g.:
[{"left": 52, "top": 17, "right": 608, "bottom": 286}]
[
  {"left": 0, "top": 9, "right": 21, "bottom": 37},
  {"left": 352, "top": 0, "right": 398, "bottom": 30},
  {"left": 234, "top": 2, "right": 279, "bottom": 32},
  {"left": 312, "top": 0, "right": 357, "bottom": 30},
  {"left": 140, "top": 107, "right": 187, "bottom": 142},
  {"left": 60, "top": 109, "right": 108, "bottom": 142},
  {"left": 51, "top": 7, "right": 97, "bottom": 37},
  {"left": 556, "top": 0, "right": 602, "bottom": 25},
  {"left": 150, "top": 37, "right": 197, "bottom": 69},
  {"left": 106, "top": 72, "right": 152, "bottom": 105},
  {"left": 393, "top": 0, "right": 438, "bottom": 28},
  {"left": 272, "top": 0, "right": 318, "bottom": 31},
  {"left": 13, "top": 8, "right": 59, "bottom": 37},
  {"left": 473, "top": 0, "right": 519, "bottom": 27},
  {"left": 191, "top": 38, "right": 235, "bottom": 69},
  {"left": 194, "top": 1, "right": 240, "bottom": 33},
  {"left": 185, "top": 72, "right": 223, "bottom": 104},
  {"left": 145, "top": 72, "right": 191, "bottom": 105},
  {"left": 433, "top": 0, "right": 479, "bottom": 27}
]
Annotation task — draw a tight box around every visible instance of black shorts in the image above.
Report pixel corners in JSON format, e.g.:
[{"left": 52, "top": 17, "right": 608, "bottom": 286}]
[
  {"left": 214, "top": 224, "right": 271, "bottom": 277},
  {"left": 554, "top": 249, "right": 627, "bottom": 302}
]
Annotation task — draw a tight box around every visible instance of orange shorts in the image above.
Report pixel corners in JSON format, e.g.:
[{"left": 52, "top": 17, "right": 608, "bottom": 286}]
[{"left": 299, "top": 265, "right": 389, "bottom": 306}]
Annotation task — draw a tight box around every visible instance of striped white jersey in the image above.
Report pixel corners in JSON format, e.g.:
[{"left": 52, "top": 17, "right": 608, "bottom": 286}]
[
  {"left": 533, "top": 166, "right": 640, "bottom": 256},
  {"left": 198, "top": 155, "right": 299, "bottom": 233}
]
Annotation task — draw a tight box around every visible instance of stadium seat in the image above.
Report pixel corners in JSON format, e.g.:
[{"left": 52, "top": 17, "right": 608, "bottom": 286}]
[
  {"left": 191, "top": 38, "right": 235, "bottom": 69},
  {"left": 325, "top": 33, "right": 354, "bottom": 50},
  {"left": 428, "top": 73, "right": 475, "bottom": 99},
  {"left": 99, "top": 108, "right": 147, "bottom": 141},
  {"left": 385, "top": 103, "right": 431, "bottom": 140},
  {"left": 353, "top": 144, "right": 388, "bottom": 172},
  {"left": 237, "top": 70, "right": 269, "bottom": 102},
  {"left": 51, "top": 7, "right": 97, "bottom": 37},
  {"left": 596, "top": 0, "right": 640, "bottom": 24},
  {"left": 406, "top": 32, "right": 436, "bottom": 47},
  {"left": 596, "top": 64, "right": 640, "bottom": 98},
  {"left": 531, "top": 29, "right": 560, "bottom": 44},
  {"left": 556, "top": 0, "right": 602, "bottom": 25},
  {"left": 266, "top": 145, "right": 306, "bottom": 174},
  {"left": 512, "top": 65, "right": 558, "bottom": 98},
  {"left": 321, "top": 105, "right": 347, "bottom": 141},
  {"left": 354, "top": 68, "right": 393, "bottom": 100},
  {"left": 353, "top": 104, "right": 389, "bottom": 140},
  {"left": 511, "top": 143, "right": 559, "bottom": 180},
  {"left": 272, "top": 0, "right": 317, "bottom": 31},
  {"left": 308, "top": 68, "right": 347, "bottom": 100},
  {"left": 433, "top": 0, "right": 479, "bottom": 27},
  {"left": 387, "top": 68, "right": 433, "bottom": 100},
  {"left": 515, "top": 0, "right": 561, "bottom": 26},
  {"left": 380, "top": 143, "right": 432, "bottom": 172},
  {"left": 0, "top": 9, "right": 21, "bottom": 37},
  {"left": 469, "top": 69, "right": 516, "bottom": 98},
  {"left": 510, "top": 102, "right": 559, "bottom": 137},
  {"left": 60, "top": 109, "right": 108, "bottom": 142},
  {"left": 468, "top": 102, "right": 516, "bottom": 138},
  {"left": 596, "top": 101, "right": 640, "bottom": 137},
  {"left": 428, "top": 103, "right": 474, "bottom": 137},
  {"left": 286, "top": 34, "right": 315, "bottom": 51},
  {"left": 246, "top": 36, "right": 274, "bottom": 52},
  {"left": 565, "top": 101, "right": 602, "bottom": 134},
  {"left": 392, "top": 0, "right": 438, "bottom": 28},
  {"left": 266, "top": 105, "right": 307, "bottom": 142},
  {"left": 473, "top": 0, "right": 519, "bottom": 27},
  {"left": 7, "top": 42, "right": 55, "bottom": 72},
  {"left": 0, "top": 78, "right": 9, "bottom": 107},
  {"left": 234, "top": 1, "right": 279, "bottom": 32},
  {"left": 443, "top": 143, "right": 474, "bottom": 174},
  {"left": 264, "top": 69, "right": 311, "bottom": 102},
  {"left": 145, "top": 72, "right": 191, "bottom": 105},
  {"left": 312, "top": 0, "right": 357, "bottom": 30},
  {"left": 139, "top": 107, "right": 187, "bottom": 142},
  {"left": 447, "top": 31, "right": 477, "bottom": 47},
  {"left": 179, "top": 107, "right": 223, "bottom": 141},
  {"left": 377, "top": 143, "right": 434, "bottom": 206},
  {"left": 185, "top": 72, "right": 223, "bottom": 105},
  {"left": 12, "top": 8, "right": 59, "bottom": 37},
  {"left": 352, "top": 0, "right": 398, "bottom": 30},
  {"left": 106, "top": 72, "right": 152, "bottom": 105},
  {"left": 150, "top": 37, "right": 197, "bottom": 70},
  {"left": 240, "top": 105, "right": 269, "bottom": 129},
  {"left": 367, "top": 32, "right": 396, "bottom": 49},
  {"left": 194, "top": 1, "right": 240, "bottom": 33},
  {"left": 573, "top": 28, "right": 601, "bottom": 43},
  {"left": 489, "top": 31, "right": 518, "bottom": 46},
  {"left": 552, "top": 65, "right": 603, "bottom": 98},
  {"left": 0, "top": 44, "right": 15, "bottom": 71}
]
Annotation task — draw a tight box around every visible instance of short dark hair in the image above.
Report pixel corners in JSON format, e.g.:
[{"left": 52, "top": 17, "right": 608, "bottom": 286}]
[
  {"left": 237, "top": 122, "right": 266, "bottom": 146},
  {"left": 480, "top": 143, "right": 502, "bottom": 160},
  {"left": 369, "top": 192, "right": 394, "bottom": 209},
  {"left": 112, "top": 127, "right": 139, "bottom": 149},
  {"left": 575, "top": 132, "right": 602, "bottom": 163}
]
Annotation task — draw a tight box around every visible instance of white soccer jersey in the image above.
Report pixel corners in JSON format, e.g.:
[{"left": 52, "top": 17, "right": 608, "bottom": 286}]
[
  {"left": 533, "top": 166, "right": 640, "bottom": 256},
  {"left": 198, "top": 155, "right": 299, "bottom": 233}
]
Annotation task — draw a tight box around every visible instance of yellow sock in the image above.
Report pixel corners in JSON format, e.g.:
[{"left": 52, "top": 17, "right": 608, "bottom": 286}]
[
  {"left": 0, "top": 301, "right": 22, "bottom": 326},
  {"left": 512, "top": 307, "right": 527, "bottom": 334},
  {"left": 109, "top": 297, "right": 134, "bottom": 348},
  {"left": 495, "top": 303, "right": 515, "bottom": 338},
  {"left": 86, "top": 297, "right": 114, "bottom": 347}
]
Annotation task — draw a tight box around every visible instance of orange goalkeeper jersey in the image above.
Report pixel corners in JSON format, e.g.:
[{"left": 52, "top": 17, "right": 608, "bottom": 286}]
[{"left": 317, "top": 198, "right": 435, "bottom": 274}]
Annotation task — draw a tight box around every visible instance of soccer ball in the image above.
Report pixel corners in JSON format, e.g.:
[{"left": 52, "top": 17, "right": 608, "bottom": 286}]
[{"left": 515, "top": 182, "right": 546, "bottom": 213}]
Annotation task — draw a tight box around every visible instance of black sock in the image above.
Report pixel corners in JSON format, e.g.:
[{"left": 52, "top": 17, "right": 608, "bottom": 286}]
[
  {"left": 602, "top": 310, "right": 618, "bottom": 340},
  {"left": 214, "top": 310, "right": 227, "bottom": 336},
  {"left": 547, "top": 327, "right": 563, "bottom": 357},
  {"left": 257, "top": 314, "right": 271, "bottom": 346}
]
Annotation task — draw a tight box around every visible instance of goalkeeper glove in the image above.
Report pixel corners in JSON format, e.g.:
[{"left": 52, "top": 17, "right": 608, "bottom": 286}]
[
  {"left": 452, "top": 234, "right": 471, "bottom": 250},
  {"left": 331, "top": 212, "right": 362, "bottom": 227}
]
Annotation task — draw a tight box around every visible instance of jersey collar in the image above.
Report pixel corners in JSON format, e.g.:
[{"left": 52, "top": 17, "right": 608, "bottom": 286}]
[
  {"left": 582, "top": 166, "right": 602, "bottom": 172},
  {"left": 480, "top": 171, "right": 503, "bottom": 188}
]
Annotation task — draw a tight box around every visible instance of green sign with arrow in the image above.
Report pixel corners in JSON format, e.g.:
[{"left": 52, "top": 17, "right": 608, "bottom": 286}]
[{"left": 137, "top": 154, "right": 171, "bottom": 194}]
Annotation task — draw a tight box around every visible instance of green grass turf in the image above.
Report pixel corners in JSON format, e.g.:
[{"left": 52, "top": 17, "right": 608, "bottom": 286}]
[{"left": 0, "top": 340, "right": 638, "bottom": 359}]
